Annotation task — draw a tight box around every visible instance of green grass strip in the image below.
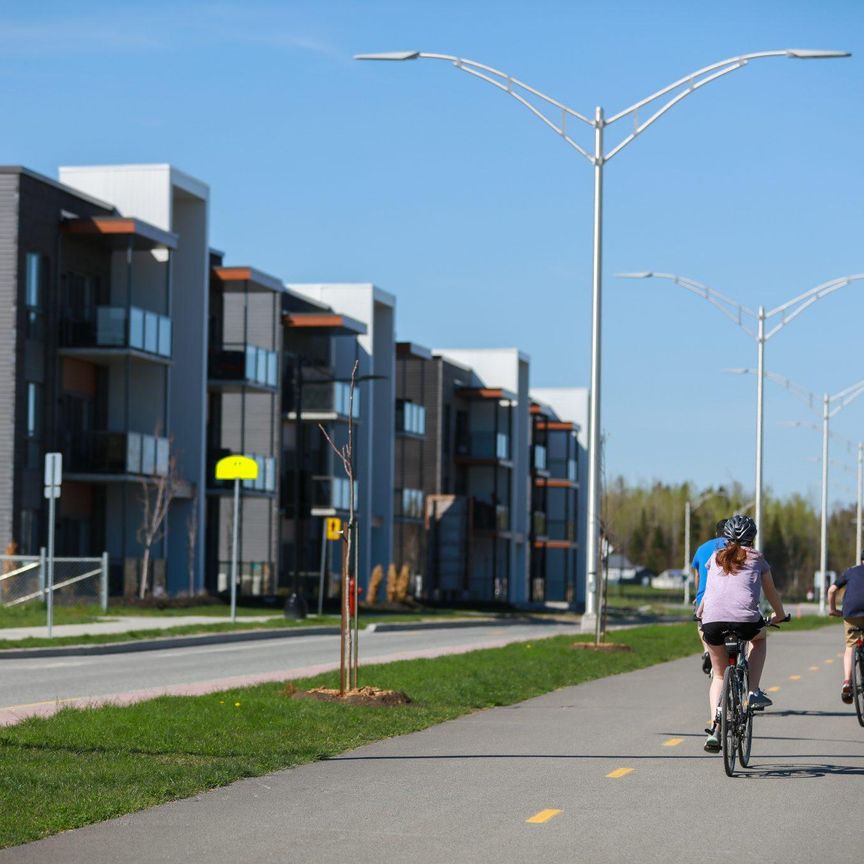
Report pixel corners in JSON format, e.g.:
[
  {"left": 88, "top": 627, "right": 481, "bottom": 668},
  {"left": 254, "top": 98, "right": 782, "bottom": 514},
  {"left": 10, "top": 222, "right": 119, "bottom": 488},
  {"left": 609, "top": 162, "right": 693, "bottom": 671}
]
[{"left": 0, "top": 617, "right": 839, "bottom": 848}]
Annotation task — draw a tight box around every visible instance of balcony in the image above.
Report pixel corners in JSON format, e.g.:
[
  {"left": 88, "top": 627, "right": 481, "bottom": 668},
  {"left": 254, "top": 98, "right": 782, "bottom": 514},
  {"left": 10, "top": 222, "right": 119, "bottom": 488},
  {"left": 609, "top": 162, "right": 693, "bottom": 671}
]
[
  {"left": 65, "top": 431, "right": 169, "bottom": 478},
  {"left": 310, "top": 475, "right": 357, "bottom": 514},
  {"left": 533, "top": 445, "right": 548, "bottom": 472},
  {"left": 61, "top": 306, "right": 172, "bottom": 360},
  {"left": 547, "top": 457, "right": 577, "bottom": 483},
  {"left": 209, "top": 343, "right": 278, "bottom": 390},
  {"left": 546, "top": 519, "right": 576, "bottom": 542},
  {"left": 455, "top": 432, "right": 511, "bottom": 463},
  {"left": 532, "top": 510, "right": 547, "bottom": 537},
  {"left": 287, "top": 381, "right": 361, "bottom": 420},
  {"left": 473, "top": 501, "right": 510, "bottom": 534}
]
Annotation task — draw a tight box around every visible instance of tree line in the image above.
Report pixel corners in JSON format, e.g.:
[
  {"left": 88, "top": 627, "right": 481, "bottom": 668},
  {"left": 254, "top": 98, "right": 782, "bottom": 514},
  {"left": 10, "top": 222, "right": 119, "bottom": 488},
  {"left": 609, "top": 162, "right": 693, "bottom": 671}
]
[{"left": 603, "top": 477, "right": 859, "bottom": 599}]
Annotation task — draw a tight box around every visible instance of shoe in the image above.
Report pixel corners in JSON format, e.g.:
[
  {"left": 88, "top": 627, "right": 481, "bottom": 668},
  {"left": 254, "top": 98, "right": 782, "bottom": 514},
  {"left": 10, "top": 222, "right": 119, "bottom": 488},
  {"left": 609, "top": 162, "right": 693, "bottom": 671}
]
[
  {"left": 704, "top": 733, "right": 721, "bottom": 753},
  {"left": 841, "top": 681, "right": 853, "bottom": 704},
  {"left": 748, "top": 689, "right": 773, "bottom": 710},
  {"left": 702, "top": 652, "right": 711, "bottom": 675}
]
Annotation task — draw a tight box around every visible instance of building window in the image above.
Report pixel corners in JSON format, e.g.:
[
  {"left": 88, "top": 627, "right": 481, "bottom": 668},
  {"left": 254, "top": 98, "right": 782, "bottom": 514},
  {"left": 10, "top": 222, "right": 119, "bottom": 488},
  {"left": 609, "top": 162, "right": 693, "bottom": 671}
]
[
  {"left": 20, "top": 509, "right": 39, "bottom": 555},
  {"left": 24, "top": 253, "right": 44, "bottom": 341},
  {"left": 401, "top": 488, "right": 424, "bottom": 519},
  {"left": 25, "top": 382, "right": 42, "bottom": 468},
  {"left": 396, "top": 400, "right": 426, "bottom": 436}
]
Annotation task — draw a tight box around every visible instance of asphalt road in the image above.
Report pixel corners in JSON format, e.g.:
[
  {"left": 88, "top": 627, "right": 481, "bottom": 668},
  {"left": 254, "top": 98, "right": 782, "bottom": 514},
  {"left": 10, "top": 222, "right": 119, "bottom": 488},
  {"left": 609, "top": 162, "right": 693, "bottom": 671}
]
[
  {"left": 3, "top": 624, "right": 860, "bottom": 864},
  {"left": 0, "top": 621, "right": 580, "bottom": 713}
]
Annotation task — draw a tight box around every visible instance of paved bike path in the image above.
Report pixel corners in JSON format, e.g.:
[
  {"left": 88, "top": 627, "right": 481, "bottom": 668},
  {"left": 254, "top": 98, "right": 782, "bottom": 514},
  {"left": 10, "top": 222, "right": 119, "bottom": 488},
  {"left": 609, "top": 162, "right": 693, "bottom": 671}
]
[{"left": 3, "top": 625, "right": 860, "bottom": 864}]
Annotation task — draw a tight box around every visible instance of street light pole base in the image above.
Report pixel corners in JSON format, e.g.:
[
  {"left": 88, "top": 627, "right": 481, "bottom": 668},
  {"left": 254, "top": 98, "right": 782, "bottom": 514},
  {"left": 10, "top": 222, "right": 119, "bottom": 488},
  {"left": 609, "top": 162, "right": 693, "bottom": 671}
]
[
  {"left": 284, "top": 592, "right": 308, "bottom": 620},
  {"left": 579, "top": 613, "right": 597, "bottom": 633}
]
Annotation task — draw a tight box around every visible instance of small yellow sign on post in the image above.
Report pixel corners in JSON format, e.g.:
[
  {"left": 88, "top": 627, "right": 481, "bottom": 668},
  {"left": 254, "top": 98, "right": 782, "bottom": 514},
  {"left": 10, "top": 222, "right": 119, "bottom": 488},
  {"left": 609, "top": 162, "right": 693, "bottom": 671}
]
[
  {"left": 215, "top": 455, "right": 259, "bottom": 481},
  {"left": 326, "top": 517, "right": 342, "bottom": 540}
]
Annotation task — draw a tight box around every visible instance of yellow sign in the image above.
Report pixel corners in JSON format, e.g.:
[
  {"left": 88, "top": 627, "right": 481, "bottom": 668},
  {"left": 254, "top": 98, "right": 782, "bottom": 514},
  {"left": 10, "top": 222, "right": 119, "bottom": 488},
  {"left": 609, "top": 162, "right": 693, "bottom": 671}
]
[
  {"left": 215, "top": 455, "right": 259, "bottom": 481},
  {"left": 326, "top": 517, "right": 342, "bottom": 540}
]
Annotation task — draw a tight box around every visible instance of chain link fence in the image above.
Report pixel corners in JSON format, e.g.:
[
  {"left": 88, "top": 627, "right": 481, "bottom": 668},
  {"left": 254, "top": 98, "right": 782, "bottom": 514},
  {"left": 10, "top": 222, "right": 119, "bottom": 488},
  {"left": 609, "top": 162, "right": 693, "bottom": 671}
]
[{"left": 0, "top": 551, "right": 108, "bottom": 610}]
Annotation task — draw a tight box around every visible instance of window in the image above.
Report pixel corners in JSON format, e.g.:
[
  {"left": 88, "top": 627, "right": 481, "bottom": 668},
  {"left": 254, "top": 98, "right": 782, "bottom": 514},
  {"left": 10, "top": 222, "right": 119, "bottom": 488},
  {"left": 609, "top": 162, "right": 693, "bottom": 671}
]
[
  {"left": 19, "top": 509, "right": 39, "bottom": 555},
  {"left": 26, "top": 382, "right": 40, "bottom": 438},
  {"left": 24, "top": 253, "right": 44, "bottom": 340},
  {"left": 401, "top": 488, "right": 424, "bottom": 519},
  {"left": 396, "top": 400, "right": 426, "bottom": 436}
]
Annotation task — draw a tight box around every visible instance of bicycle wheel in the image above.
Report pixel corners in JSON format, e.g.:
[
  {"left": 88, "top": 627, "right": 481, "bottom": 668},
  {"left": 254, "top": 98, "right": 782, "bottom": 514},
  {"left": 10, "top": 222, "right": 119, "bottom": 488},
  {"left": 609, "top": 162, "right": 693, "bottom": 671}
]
[
  {"left": 721, "top": 666, "right": 738, "bottom": 776},
  {"left": 853, "top": 647, "right": 864, "bottom": 728},
  {"left": 738, "top": 667, "right": 753, "bottom": 767}
]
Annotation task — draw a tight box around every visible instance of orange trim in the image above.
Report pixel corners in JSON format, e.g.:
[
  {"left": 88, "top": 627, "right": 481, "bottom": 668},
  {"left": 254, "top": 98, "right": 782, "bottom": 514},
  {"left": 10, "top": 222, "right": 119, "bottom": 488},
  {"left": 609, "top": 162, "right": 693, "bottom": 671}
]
[
  {"left": 530, "top": 403, "right": 548, "bottom": 416},
  {"left": 62, "top": 217, "right": 178, "bottom": 249},
  {"left": 534, "top": 539, "right": 576, "bottom": 550},
  {"left": 456, "top": 387, "right": 511, "bottom": 400},
  {"left": 535, "top": 477, "right": 576, "bottom": 489},
  {"left": 213, "top": 266, "right": 253, "bottom": 282},
  {"left": 286, "top": 314, "right": 347, "bottom": 328},
  {"left": 546, "top": 421, "right": 576, "bottom": 431}
]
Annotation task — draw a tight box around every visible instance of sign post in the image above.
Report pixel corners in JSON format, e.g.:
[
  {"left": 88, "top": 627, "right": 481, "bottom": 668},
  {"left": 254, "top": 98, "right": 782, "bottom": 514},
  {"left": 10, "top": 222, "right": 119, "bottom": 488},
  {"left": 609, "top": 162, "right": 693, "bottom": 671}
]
[
  {"left": 318, "top": 517, "right": 342, "bottom": 616},
  {"left": 215, "top": 455, "right": 259, "bottom": 623},
  {"left": 43, "top": 452, "right": 62, "bottom": 638}
]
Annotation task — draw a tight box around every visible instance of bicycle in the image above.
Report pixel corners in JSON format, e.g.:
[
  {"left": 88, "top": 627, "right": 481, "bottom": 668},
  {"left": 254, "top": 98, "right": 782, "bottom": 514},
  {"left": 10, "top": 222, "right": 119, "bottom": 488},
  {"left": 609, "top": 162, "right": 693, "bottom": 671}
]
[
  {"left": 715, "top": 614, "right": 790, "bottom": 777},
  {"left": 850, "top": 626, "right": 864, "bottom": 727}
]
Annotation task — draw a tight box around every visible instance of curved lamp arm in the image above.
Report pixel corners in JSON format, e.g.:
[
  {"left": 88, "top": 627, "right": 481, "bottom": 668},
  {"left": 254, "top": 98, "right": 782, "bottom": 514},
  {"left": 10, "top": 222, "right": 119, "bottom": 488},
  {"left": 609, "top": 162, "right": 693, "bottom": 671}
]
[
  {"left": 617, "top": 271, "right": 756, "bottom": 338},
  {"left": 764, "top": 274, "right": 864, "bottom": 339},
  {"left": 355, "top": 49, "right": 849, "bottom": 165},
  {"left": 725, "top": 367, "right": 821, "bottom": 413}
]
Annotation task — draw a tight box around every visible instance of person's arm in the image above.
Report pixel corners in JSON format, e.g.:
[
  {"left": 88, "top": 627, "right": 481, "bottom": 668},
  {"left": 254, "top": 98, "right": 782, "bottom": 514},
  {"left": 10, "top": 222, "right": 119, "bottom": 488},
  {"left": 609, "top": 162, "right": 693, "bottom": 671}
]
[
  {"left": 829, "top": 572, "right": 848, "bottom": 616},
  {"left": 760, "top": 568, "right": 785, "bottom": 623},
  {"left": 692, "top": 566, "right": 700, "bottom": 601}
]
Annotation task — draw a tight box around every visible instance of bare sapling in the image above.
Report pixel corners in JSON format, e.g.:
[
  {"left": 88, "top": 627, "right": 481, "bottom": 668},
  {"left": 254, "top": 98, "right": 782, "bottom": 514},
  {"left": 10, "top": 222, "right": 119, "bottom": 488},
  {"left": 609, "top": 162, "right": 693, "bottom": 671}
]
[
  {"left": 186, "top": 488, "right": 198, "bottom": 597},
  {"left": 319, "top": 360, "right": 359, "bottom": 695},
  {"left": 137, "top": 454, "right": 178, "bottom": 599}
]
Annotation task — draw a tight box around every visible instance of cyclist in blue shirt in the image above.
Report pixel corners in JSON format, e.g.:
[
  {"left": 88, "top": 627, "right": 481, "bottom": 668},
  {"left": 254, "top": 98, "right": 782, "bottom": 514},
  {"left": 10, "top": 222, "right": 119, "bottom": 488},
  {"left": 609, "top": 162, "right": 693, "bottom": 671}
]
[
  {"left": 692, "top": 519, "right": 728, "bottom": 673},
  {"left": 828, "top": 552, "right": 864, "bottom": 703}
]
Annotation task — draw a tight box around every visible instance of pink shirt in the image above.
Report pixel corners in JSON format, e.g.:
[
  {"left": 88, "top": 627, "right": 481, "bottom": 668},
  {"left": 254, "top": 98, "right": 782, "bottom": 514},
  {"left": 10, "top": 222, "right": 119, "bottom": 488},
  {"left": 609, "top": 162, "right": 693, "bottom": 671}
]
[{"left": 701, "top": 548, "right": 769, "bottom": 624}]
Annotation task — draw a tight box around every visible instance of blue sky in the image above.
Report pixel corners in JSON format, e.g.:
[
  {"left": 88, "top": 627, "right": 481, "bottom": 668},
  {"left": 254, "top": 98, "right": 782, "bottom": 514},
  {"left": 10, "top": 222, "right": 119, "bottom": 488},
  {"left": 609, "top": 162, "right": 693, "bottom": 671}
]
[{"left": 3, "top": 0, "right": 863, "bottom": 505}]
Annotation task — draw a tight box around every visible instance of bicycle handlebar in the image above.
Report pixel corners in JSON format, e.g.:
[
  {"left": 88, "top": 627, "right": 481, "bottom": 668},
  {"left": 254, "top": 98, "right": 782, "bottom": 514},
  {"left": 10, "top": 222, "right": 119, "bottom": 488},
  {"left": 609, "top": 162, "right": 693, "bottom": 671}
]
[{"left": 769, "top": 613, "right": 792, "bottom": 628}]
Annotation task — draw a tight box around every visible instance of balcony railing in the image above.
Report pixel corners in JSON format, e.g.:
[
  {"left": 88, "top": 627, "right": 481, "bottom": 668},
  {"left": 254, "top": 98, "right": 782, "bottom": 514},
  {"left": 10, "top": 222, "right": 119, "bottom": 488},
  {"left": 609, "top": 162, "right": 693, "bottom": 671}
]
[
  {"left": 456, "top": 432, "right": 510, "bottom": 461},
  {"left": 533, "top": 445, "right": 547, "bottom": 471},
  {"left": 65, "top": 431, "right": 169, "bottom": 477},
  {"left": 210, "top": 343, "right": 278, "bottom": 388},
  {"left": 61, "top": 306, "right": 171, "bottom": 358},
  {"left": 548, "top": 457, "right": 577, "bottom": 482},
  {"left": 532, "top": 511, "right": 547, "bottom": 537},
  {"left": 312, "top": 475, "right": 357, "bottom": 511},
  {"left": 473, "top": 501, "right": 510, "bottom": 533},
  {"left": 299, "top": 382, "right": 361, "bottom": 418},
  {"left": 547, "top": 519, "right": 576, "bottom": 542}
]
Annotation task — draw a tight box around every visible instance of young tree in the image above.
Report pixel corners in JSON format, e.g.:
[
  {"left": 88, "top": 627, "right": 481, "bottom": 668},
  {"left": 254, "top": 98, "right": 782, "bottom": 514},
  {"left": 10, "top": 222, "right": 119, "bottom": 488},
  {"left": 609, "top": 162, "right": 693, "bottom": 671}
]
[
  {"left": 186, "top": 489, "right": 199, "bottom": 597},
  {"left": 137, "top": 456, "right": 178, "bottom": 599}
]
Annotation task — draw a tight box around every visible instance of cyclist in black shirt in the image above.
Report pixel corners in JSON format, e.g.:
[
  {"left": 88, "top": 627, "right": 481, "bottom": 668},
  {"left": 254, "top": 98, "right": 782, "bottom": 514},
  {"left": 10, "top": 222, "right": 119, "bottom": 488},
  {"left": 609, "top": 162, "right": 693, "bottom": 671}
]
[{"left": 827, "top": 552, "right": 864, "bottom": 703}]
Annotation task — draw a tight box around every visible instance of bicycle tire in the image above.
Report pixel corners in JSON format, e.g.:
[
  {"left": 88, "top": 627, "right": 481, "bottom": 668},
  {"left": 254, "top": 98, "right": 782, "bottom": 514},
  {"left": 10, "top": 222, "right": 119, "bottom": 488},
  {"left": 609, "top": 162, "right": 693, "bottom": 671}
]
[
  {"left": 738, "top": 666, "right": 753, "bottom": 767},
  {"left": 721, "top": 666, "right": 737, "bottom": 776},
  {"left": 854, "top": 646, "right": 864, "bottom": 728}
]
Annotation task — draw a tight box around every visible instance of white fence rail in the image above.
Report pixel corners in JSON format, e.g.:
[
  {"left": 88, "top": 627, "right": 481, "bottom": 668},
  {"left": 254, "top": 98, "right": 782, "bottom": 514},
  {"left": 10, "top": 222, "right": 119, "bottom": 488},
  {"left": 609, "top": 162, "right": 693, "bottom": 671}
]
[{"left": 0, "top": 551, "right": 109, "bottom": 611}]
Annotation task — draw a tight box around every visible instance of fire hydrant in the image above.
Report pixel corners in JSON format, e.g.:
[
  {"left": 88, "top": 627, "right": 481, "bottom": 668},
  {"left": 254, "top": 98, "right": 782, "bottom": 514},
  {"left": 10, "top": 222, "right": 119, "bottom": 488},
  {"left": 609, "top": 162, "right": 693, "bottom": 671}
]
[{"left": 348, "top": 578, "right": 363, "bottom": 616}]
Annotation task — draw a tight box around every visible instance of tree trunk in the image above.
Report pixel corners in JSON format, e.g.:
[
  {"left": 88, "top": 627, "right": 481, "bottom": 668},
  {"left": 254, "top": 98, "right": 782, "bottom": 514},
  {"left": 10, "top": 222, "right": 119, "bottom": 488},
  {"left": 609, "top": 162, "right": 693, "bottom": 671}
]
[{"left": 140, "top": 544, "right": 151, "bottom": 599}]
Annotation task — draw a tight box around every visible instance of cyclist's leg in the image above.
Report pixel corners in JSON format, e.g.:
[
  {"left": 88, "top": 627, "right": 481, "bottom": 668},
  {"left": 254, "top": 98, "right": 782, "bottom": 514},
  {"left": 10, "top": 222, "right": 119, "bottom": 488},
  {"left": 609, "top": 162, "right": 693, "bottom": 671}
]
[
  {"left": 706, "top": 643, "right": 727, "bottom": 720},
  {"left": 747, "top": 630, "right": 767, "bottom": 690}
]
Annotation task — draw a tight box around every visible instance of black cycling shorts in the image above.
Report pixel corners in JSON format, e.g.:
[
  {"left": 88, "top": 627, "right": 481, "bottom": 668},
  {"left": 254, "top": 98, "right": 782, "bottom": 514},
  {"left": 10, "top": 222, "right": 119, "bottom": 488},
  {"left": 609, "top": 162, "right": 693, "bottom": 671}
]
[{"left": 702, "top": 619, "right": 766, "bottom": 646}]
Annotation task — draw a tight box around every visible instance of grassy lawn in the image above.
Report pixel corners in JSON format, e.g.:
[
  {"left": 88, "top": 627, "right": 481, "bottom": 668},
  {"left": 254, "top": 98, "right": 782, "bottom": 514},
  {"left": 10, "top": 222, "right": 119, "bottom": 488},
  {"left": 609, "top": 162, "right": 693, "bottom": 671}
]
[{"left": 5, "top": 620, "right": 843, "bottom": 848}]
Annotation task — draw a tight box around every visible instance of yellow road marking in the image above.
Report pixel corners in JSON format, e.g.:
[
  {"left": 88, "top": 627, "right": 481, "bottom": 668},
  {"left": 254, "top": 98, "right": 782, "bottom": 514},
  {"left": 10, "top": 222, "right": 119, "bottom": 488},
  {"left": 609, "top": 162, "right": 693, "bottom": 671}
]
[
  {"left": 606, "top": 767, "right": 634, "bottom": 778},
  {"left": 662, "top": 738, "right": 683, "bottom": 747},
  {"left": 789, "top": 675, "right": 801, "bottom": 681},
  {"left": 767, "top": 686, "right": 780, "bottom": 693},
  {"left": 809, "top": 666, "right": 820, "bottom": 672},
  {"left": 825, "top": 659, "right": 834, "bottom": 664},
  {"left": 526, "top": 809, "right": 562, "bottom": 824}
]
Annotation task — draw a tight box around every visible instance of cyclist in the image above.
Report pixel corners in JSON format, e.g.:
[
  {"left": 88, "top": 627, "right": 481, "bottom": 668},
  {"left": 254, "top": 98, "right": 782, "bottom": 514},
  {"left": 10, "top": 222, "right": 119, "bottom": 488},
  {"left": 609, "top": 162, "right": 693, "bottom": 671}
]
[
  {"left": 696, "top": 514, "right": 786, "bottom": 752},
  {"left": 827, "top": 552, "right": 864, "bottom": 704},
  {"left": 692, "top": 518, "right": 728, "bottom": 673}
]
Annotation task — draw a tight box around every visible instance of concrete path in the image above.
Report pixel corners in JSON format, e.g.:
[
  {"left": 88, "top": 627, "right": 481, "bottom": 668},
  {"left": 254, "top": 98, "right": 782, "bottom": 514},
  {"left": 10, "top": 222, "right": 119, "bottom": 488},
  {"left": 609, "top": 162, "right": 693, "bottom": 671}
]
[
  {"left": 2, "top": 624, "right": 860, "bottom": 863},
  {"left": 0, "top": 621, "right": 580, "bottom": 725},
  {"left": 0, "top": 614, "right": 279, "bottom": 641}
]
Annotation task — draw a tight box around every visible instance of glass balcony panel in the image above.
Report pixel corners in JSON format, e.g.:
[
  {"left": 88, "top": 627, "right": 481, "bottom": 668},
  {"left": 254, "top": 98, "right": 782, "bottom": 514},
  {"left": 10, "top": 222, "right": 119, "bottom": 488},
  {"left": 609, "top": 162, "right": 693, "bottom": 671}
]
[
  {"left": 534, "top": 445, "right": 547, "bottom": 471},
  {"left": 533, "top": 511, "right": 547, "bottom": 536},
  {"left": 156, "top": 437, "right": 170, "bottom": 476},
  {"left": 126, "top": 432, "right": 142, "bottom": 474},
  {"left": 265, "top": 457, "right": 275, "bottom": 492},
  {"left": 98, "top": 306, "right": 128, "bottom": 347},
  {"left": 140, "top": 435, "right": 156, "bottom": 476},
  {"left": 158, "top": 316, "right": 172, "bottom": 357},
  {"left": 267, "top": 352, "right": 277, "bottom": 387}
]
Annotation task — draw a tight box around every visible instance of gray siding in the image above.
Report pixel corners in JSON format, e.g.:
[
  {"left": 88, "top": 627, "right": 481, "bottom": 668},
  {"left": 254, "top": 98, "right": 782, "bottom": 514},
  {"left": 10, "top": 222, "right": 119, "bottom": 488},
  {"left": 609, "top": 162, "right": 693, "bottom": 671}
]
[{"left": 0, "top": 174, "right": 18, "bottom": 547}]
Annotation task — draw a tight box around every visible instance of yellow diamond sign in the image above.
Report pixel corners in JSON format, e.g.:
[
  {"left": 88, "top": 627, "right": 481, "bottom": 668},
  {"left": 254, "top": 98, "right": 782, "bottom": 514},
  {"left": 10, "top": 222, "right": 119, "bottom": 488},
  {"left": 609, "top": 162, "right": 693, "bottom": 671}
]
[
  {"left": 326, "top": 517, "right": 342, "bottom": 540},
  {"left": 215, "top": 455, "right": 259, "bottom": 481}
]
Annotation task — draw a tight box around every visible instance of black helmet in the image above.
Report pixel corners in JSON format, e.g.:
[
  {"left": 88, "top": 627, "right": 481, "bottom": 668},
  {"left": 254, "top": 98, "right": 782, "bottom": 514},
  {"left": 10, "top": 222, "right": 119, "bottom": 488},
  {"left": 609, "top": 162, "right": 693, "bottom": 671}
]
[{"left": 723, "top": 514, "right": 757, "bottom": 545}]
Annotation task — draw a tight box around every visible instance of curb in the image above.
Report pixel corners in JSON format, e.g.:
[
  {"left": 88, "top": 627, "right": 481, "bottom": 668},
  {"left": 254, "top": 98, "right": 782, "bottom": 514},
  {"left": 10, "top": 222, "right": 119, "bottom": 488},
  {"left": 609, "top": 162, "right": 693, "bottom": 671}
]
[{"left": 0, "top": 616, "right": 550, "bottom": 659}]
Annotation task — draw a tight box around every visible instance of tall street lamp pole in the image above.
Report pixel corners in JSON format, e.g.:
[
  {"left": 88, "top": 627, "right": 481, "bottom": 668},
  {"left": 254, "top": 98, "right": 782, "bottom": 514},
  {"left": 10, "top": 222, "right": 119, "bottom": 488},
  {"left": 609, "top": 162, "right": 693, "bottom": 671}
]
[
  {"left": 858, "top": 442, "right": 863, "bottom": 564},
  {"left": 618, "top": 272, "right": 864, "bottom": 551},
  {"left": 733, "top": 369, "right": 864, "bottom": 611},
  {"left": 683, "top": 488, "right": 717, "bottom": 605},
  {"left": 354, "top": 48, "right": 849, "bottom": 623}
]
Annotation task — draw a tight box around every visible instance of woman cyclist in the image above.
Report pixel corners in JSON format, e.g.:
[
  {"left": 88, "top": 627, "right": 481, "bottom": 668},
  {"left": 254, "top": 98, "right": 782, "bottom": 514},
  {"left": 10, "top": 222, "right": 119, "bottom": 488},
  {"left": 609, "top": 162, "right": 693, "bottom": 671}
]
[{"left": 696, "top": 514, "right": 786, "bottom": 753}]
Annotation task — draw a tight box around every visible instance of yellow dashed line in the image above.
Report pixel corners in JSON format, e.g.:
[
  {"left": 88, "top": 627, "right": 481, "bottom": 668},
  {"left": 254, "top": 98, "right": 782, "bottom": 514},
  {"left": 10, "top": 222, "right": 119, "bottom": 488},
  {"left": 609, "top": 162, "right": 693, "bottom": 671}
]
[
  {"left": 767, "top": 686, "right": 780, "bottom": 693},
  {"left": 606, "top": 767, "right": 634, "bottom": 779},
  {"left": 526, "top": 809, "right": 562, "bottom": 824},
  {"left": 809, "top": 666, "right": 820, "bottom": 672},
  {"left": 789, "top": 675, "right": 801, "bottom": 681},
  {"left": 662, "top": 738, "right": 683, "bottom": 747},
  {"left": 825, "top": 659, "right": 834, "bottom": 664}
]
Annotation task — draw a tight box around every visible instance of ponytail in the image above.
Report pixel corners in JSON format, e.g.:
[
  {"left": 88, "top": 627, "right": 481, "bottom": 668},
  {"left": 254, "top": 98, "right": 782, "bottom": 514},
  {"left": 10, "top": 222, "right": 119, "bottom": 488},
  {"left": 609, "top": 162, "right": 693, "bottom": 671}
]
[{"left": 716, "top": 542, "right": 748, "bottom": 574}]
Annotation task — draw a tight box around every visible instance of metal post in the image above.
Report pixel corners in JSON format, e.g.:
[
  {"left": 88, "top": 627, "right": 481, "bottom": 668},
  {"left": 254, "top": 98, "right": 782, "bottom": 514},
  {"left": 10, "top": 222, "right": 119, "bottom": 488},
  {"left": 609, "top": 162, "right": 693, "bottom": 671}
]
[
  {"left": 754, "top": 306, "right": 766, "bottom": 550},
  {"left": 231, "top": 477, "right": 239, "bottom": 623},
  {"left": 583, "top": 105, "right": 604, "bottom": 630},
  {"left": 819, "top": 393, "right": 830, "bottom": 614},
  {"left": 317, "top": 521, "right": 327, "bottom": 616},
  {"left": 683, "top": 500, "right": 692, "bottom": 605},
  {"left": 857, "top": 442, "right": 863, "bottom": 565},
  {"left": 39, "top": 547, "right": 46, "bottom": 600},
  {"left": 47, "top": 495, "right": 56, "bottom": 637},
  {"left": 100, "top": 551, "right": 109, "bottom": 612}
]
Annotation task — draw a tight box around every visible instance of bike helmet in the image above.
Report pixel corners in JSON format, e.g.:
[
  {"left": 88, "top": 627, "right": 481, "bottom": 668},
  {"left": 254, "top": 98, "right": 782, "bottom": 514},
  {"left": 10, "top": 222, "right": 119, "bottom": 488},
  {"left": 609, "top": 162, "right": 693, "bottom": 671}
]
[{"left": 723, "top": 514, "right": 757, "bottom": 545}]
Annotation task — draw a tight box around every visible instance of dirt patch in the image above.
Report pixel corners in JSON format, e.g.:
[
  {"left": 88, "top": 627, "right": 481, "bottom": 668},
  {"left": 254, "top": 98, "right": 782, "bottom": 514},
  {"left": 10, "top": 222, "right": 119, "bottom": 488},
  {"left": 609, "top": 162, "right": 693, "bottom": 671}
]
[
  {"left": 285, "top": 683, "right": 412, "bottom": 706},
  {"left": 571, "top": 642, "right": 632, "bottom": 653}
]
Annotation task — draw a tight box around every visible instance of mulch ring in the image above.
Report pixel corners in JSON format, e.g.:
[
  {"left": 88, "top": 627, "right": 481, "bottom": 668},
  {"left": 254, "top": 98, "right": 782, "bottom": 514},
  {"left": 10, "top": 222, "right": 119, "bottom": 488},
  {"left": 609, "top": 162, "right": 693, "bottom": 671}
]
[
  {"left": 571, "top": 642, "right": 632, "bottom": 653},
  {"left": 284, "top": 683, "right": 412, "bottom": 706}
]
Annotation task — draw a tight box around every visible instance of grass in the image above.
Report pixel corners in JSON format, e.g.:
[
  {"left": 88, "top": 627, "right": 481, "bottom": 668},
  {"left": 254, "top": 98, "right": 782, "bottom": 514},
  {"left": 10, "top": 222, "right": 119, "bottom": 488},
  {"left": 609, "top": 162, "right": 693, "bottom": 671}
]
[
  {"left": 4, "top": 619, "right": 842, "bottom": 848},
  {"left": 0, "top": 606, "right": 494, "bottom": 650}
]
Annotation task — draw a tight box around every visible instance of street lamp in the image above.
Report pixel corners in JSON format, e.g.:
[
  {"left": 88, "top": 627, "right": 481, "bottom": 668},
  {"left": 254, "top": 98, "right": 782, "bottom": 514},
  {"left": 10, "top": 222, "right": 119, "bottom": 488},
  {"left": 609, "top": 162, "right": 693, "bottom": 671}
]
[
  {"left": 618, "top": 271, "right": 864, "bottom": 552},
  {"left": 355, "top": 48, "right": 850, "bottom": 623},
  {"left": 730, "top": 368, "right": 864, "bottom": 611}
]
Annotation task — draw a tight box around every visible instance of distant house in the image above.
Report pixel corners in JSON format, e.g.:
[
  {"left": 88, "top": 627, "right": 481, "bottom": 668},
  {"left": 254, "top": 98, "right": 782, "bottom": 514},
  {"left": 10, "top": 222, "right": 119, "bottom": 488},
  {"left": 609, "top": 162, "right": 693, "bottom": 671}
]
[{"left": 652, "top": 569, "right": 687, "bottom": 589}]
